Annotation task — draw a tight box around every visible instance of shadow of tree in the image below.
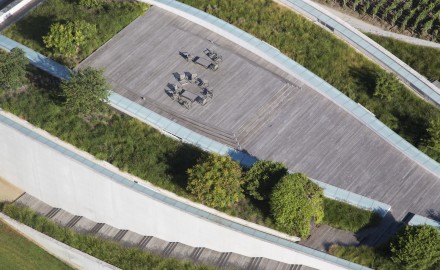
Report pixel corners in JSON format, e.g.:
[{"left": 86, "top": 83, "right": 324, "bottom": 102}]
[
  {"left": 349, "top": 66, "right": 378, "bottom": 98},
  {"left": 163, "top": 142, "right": 206, "bottom": 190}
]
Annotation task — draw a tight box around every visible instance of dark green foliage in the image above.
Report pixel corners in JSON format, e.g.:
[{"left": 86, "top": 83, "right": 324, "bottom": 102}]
[
  {"left": 177, "top": 0, "right": 440, "bottom": 163},
  {"left": 2, "top": 204, "right": 213, "bottom": 270},
  {"left": 420, "top": 117, "right": 440, "bottom": 160},
  {"left": 329, "top": 245, "right": 399, "bottom": 270},
  {"left": 2, "top": 0, "right": 148, "bottom": 67},
  {"left": 390, "top": 225, "right": 440, "bottom": 270},
  {"left": 322, "top": 198, "right": 381, "bottom": 232},
  {"left": 0, "top": 48, "right": 29, "bottom": 92},
  {"left": 245, "top": 160, "right": 287, "bottom": 201},
  {"left": 43, "top": 20, "right": 97, "bottom": 59},
  {"left": 78, "top": 0, "right": 102, "bottom": 9},
  {"left": 270, "top": 173, "right": 324, "bottom": 238},
  {"left": 367, "top": 34, "right": 440, "bottom": 81},
  {"left": 61, "top": 67, "right": 110, "bottom": 122},
  {"left": 187, "top": 154, "right": 244, "bottom": 209},
  {"left": 374, "top": 72, "right": 401, "bottom": 102}
]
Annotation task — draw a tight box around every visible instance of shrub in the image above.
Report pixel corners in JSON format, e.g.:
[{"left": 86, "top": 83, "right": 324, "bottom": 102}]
[
  {"left": 61, "top": 67, "right": 110, "bottom": 123},
  {"left": 322, "top": 198, "right": 381, "bottom": 232},
  {"left": 269, "top": 173, "right": 324, "bottom": 237},
  {"left": 79, "top": 0, "right": 101, "bottom": 9},
  {"left": 43, "top": 20, "right": 97, "bottom": 58},
  {"left": 0, "top": 48, "right": 29, "bottom": 92},
  {"left": 390, "top": 225, "right": 440, "bottom": 270},
  {"left": 245, "top": 160, "right": 287, "bottom": 201},
  {"left": 187, "top": 154, "right": 244, "bottom": 209}
]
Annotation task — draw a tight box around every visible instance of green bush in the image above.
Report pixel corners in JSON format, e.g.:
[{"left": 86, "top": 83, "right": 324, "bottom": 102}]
[
  {"left": 187, "top": 154, "right": 244, "bottom": 209},
  {"left": 2, "top": 204, "right": 213, "bottom": 270},
  {"left": 177, "top": 0, "right": 440, "bottom": 163},
  {"left": 322, "top": 198, "right": 381, "bottom": 232},
  {"left": 329, "top": 245, "right": 398, "bottom": 270},
  {"left": 270, "top": 173, "right": 324, "bottom": 237},
  {"left": 0, "top": 48, "right": 29, "bottom": 92},
  {"left": 390, "top": 225, "right": 440, "bottom": 270},
  {"left": 245, "top": 160, "right": 287, "bottom": 201}
]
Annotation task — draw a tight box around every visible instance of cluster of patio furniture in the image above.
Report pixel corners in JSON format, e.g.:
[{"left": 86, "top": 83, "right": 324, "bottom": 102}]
[
  {"left": 179, "top": 48, "right": 223, "bottom": 71},
  {"left": 168, "top": 72, "right": 214, "bottom": 109}
]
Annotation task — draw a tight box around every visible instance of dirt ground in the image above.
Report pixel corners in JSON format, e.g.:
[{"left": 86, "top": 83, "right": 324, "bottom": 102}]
[{"left": 0, "top": 177, "right": 23, "bottom": 202}]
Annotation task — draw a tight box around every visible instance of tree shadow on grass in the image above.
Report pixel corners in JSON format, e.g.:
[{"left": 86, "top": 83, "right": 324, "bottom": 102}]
[
  {"left": 349, "top": 66, "right": 378, "bottom": 97},
  {"left": 13, "top": 15, "right": 56, "bottom": 48},
  {"left": 163, "top": 142, "right": 206, "bottom": 190}
]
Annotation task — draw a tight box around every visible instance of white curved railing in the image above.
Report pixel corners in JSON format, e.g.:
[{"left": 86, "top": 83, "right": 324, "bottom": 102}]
[{"left": 277, "top": 0, "right": 440, "bottom": 105}]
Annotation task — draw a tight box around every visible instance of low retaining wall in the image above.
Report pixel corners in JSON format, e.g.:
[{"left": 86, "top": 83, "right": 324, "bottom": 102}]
[{"left": 0, "top": 213, "right": 120, "bottom": 270}]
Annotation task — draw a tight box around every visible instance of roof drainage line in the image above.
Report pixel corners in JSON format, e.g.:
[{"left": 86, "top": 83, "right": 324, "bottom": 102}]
[
  {"left": 280, "top": 0, "right": 440, "bottom": 105},
  {"left": 140, "top": 0, "right": 440, "bottom": 178},
  {"left": 0, "top": 111, "right": 371, "bottom": 270}
]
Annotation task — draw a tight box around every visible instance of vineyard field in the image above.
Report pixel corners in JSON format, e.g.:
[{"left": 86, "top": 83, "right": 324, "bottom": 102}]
[{"left": 319, "top": 0, "right": 440, "bottom": 41}]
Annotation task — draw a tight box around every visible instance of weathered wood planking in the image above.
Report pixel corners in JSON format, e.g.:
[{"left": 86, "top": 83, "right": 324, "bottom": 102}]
[{"left": 79, "top": 7, "right": 440, "bottom": 221}]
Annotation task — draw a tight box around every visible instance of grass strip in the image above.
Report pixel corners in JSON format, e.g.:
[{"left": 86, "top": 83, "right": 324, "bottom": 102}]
[
  {"left": 367, "top": 33, "right": 440, "bottom": 81},
  {"left": 322, "top": 198, "right": 381, "bottom": 232},
  {"left": 0, "top": 219, "right": 74, "bottom": 270},
  {"left": 2, "top": 204, "right": 214, "bottom": 270}
]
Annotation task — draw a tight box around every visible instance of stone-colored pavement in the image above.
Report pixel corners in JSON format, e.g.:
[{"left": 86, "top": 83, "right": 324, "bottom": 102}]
[{"left": 0, "top": 177, "right": 23, "bottom": 202}]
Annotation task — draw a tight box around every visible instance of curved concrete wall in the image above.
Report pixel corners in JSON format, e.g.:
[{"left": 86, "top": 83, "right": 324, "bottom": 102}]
[{"left": 0, "top": 111, "right": 365, "bottom": 270}]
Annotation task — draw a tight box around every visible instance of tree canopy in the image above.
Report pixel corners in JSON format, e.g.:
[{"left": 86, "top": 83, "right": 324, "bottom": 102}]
[
  {"left": 0, "top": 48, "right": 29, "bottom": 92},
  {"left": 390, "top": 225, "right": 440, "bottom": 270},
  {"left": 43, "top": 20, "right": 97, "bottom": 58},
  {"left": 61, "top": 67, "right": 110, "bottom": 121},
  {"left": 374, "top": 72, "right": 401, "bottom": 102},
  {"left": 270, "top": 173, "right": 324, "bottom": 237},
  {"left": 187, "top": 154, "right": 244, "bottom": 209},
  {"left": 245, "top": 160, "right": 287, "bottom": 200},
  {"left": 421, "top": 117, "right": 440, "bottom": 160}
]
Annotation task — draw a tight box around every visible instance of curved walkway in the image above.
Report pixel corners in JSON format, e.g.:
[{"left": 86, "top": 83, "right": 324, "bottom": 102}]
[
  {"left": 312, "top": 2, "right": 440, "bottom": 49},
  {"left": 275, "top": 0, "right": 440, "bottom": 105}
]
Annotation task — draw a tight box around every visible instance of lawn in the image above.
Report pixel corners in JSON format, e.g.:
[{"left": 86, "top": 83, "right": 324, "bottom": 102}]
[
  {"left": 367, "top": 33, "right": 440, "bottom": 81},
  {"left": 0, "top": 219, "right": 74, "bottom": 270},
  {"left": 2, "top": 0, "right": 147, "bottom": 67},
  {"left": 177, "top": 0, "right": 440, "bottom": 162}
]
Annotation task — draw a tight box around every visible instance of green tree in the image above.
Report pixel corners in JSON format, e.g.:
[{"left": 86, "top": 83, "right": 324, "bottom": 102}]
[
  {"left": 187, "top": 154, "right": 244, "bottom": 209},
  {"left": 79, "top": 0, "right": 101, "bottom": 9},
  {"left": 390, "top": 225, "right": 440, "bottom": 270},
  {"left": 421, "top": 116, "right": 440, "bottom": 159},
  {"left": 270, "top": 173, "right": 324, "bottom": 237},
  {"left": 61, "top": 67, "right": 110, "bottom": 121},
  {"left": 0, "top": 48, "right": 29, "bottom": 92},
  {"left": 43, "top": 20, "right": 97, "bottom": 58},
  {"left": 245, "top": 160, "right": 287, "bottom": 200},
  {"left": 374, "top": 72, "right": 401, "bottom": 102}
]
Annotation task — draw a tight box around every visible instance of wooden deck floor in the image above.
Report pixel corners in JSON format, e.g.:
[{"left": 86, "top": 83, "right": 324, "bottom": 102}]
[{"left": 79, "top": 7, "right": 440, "bottom": 221}]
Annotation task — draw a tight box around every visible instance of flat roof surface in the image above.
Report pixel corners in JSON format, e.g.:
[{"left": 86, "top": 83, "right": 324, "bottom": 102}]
[{"left": 79, "top": 7, "right": 440, "bottom": 221}]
